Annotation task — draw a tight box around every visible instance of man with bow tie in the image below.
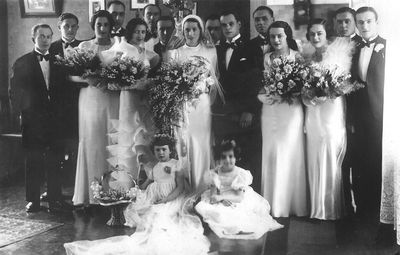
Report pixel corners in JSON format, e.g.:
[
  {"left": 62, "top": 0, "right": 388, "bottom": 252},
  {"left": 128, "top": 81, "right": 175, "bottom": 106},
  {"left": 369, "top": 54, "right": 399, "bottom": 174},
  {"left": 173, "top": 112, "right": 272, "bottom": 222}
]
[
  {"left": 249, "top": 6, "right": 274, "bottom": 70},
  {"left": 213, "top": 11, "right": 263, "bottom": 192},
  {"left": 351, "top": 6, "right": 386, "bottom": 216},
  {"left": 107, "top": 0, "right": 126, "bottom": 38},
  {"left": 10, "top": 24, "right": 69, "bottom": 213}
]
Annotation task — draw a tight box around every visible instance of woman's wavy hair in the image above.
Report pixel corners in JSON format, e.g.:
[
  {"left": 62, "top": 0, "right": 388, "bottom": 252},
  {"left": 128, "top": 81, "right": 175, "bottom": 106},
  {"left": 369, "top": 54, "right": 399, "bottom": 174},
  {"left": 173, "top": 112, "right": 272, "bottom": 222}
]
[
  {"left": 90, "top": 10, "right": 114, "bottom": 31},
  {"left": 267, "top": 21, "right": 298, "bottom": 51},
  {"left": 125, "top": 18, "right": 148, "bottom": 43},
  {"left": 306, "top": 18, "right": 328, "bottom": 41}
]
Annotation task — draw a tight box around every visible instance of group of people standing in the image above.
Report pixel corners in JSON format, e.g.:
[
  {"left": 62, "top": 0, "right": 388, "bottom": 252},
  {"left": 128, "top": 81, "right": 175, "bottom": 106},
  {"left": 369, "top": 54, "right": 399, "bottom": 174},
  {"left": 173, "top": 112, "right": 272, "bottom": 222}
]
[{"left": 10, "top": 0, "right": 385, "bottom": 229}]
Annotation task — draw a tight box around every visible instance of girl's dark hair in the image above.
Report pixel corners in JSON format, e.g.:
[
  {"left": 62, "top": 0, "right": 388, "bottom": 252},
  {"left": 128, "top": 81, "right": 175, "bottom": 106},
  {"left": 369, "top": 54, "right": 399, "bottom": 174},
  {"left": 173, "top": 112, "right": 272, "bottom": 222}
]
[
  {"left": 150, "top": 134, "right": 176, "bottom": 155},
  {"left": 215, "top": 139, "right": 241, "bottom": 160},
  {"left": 306, "top": 18, "right": 327, "bottom": 41},
  {"left": 267, "top": 21, "right": 298, "bottom": 51},
  {"left": 90, "top": 10, "right": 114, "bottom": 31},
  {"left": 125, "top": 18, "right": 148, "bottom": 42}
]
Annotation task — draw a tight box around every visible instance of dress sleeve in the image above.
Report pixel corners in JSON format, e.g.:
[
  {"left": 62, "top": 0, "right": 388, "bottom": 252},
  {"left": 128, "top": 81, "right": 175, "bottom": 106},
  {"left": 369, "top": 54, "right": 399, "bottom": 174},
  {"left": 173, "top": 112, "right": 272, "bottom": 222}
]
[{"left": 231, "top": 168, "right": 253, "bottom": 190}]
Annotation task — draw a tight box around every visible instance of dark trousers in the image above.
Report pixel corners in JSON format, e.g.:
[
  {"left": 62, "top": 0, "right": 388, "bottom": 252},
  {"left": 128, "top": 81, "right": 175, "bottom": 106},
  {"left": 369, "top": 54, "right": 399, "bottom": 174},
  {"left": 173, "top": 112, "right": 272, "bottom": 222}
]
[{"left": 25, "top": 146, "right": 62, "bottom": 203}]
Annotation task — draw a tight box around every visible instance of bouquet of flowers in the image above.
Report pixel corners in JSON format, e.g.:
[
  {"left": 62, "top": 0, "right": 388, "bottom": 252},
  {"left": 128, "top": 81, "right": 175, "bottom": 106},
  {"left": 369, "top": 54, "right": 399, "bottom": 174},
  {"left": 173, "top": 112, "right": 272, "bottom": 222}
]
[
  {"left": 55, "top": 48, "right": 101, "bottom": 78},
  {"left": 99, "top": 55, "right": 149, "bottom": 90},
  {"left": 262, "top": 56, "right": 308, "bottom": 104},
  {"left": 301, "top": 63, "right": 365, "bottom": 101},
  {"left": 91, "top": 170, "right": 139, "bottom": 205},
  {"left": 148, "top": 56, "right": 211, "bottom": 134}
]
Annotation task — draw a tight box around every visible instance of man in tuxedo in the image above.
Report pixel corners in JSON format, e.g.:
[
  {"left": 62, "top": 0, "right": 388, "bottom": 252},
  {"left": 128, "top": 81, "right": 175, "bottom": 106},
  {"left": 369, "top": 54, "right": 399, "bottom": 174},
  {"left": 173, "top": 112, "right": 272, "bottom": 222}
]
[
  {"left": 46, "top": 13, "right": 82, "bottom": 204},
  {"left": 205, "top": 15, "right": 222, "bottom": 45},
  {"left": 352, "top": 6, "right": 386, "bottom": 215},
  {"left": 213, "top": 11, "right": 263, "bottom": 192},
  {"left": 334, "top": 7, "right": 362, "bottom": 216},
  {"left": 144, "top": 4, "right": 161, "bottom": 50},
  {"left": 107, "top": 0, "right": 126, "bottom": 37},
  {"left": 10, "top": 24, "right": 69, "bottom": 213},
  {"left": 249, "top": 6, "right": 274, "bottom": 70}
]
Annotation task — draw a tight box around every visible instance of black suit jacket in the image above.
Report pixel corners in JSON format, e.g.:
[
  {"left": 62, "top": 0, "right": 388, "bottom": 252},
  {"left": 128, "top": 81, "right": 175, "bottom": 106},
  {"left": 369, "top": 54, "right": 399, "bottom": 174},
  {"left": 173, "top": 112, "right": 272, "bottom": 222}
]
[
  {"left": 351, "top": 36, "right": 386, "bottom": 131},
  {"left": 249, "top": 35, "right": 268, "bottom": 70},
  {"left": 213, "top": 36, "right": 263, "bottom": 134},
  {"left": 10, "top": 50, "right": 63, "bottom": 148}
]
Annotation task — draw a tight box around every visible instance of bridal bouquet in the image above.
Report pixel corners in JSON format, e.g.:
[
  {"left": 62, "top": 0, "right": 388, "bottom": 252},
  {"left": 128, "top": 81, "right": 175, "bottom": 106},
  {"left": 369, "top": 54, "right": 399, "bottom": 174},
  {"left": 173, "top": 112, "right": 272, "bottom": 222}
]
[
  {"left": 262, "top": 56, "right": 308, "bottom": 104},
  {"left": 301, "top": 63, "right": 365, "bottom": 101},
  {"left": 99, "top": 55, "right": 149, "bottom": 90},
  {"left": 55, "top": 48, "right": 101, "bottom": 78},
  {"left": 148, "top": 56, "right": 211, "bottom": 134}
]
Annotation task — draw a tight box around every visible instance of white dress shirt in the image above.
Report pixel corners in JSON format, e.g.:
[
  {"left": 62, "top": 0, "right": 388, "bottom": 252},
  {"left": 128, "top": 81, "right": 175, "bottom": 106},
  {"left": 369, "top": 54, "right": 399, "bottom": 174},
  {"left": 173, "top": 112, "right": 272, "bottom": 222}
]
[
  {"left": 62, "top": 38, "right": 76, "bottom": 56},
  {"left": 258, "top": 34, "right": 270, "bottom": 55},
  {"left": 358, "top": 35, "right": 378, "bottom": 82},
  {"left": 35, "top": 49, "right": 50, "bottom": 91},
  {"left": 225, "top": 34, "right": 241, "bottom": 69}
]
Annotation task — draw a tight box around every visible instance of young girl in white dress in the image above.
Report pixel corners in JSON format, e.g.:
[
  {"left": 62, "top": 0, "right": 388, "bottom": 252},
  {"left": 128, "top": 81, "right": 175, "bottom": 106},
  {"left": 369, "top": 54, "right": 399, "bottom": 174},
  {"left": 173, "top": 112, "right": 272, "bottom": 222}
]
[
  {"left": 195, "top": 140, "right": 282, "bottom": 240},
  {"left": 257, "top": 21, "right": 308, "bottom": 218},
  {"left": 64, "top": 134, "right": 209, "bottom": 255},
  {"left": 303, "top": 19, "right": 347, "bottom": 220},
  {"left": 72, "top": 11, "right": 120, "bottom": 207},
  {"left": 168, "top": 15, "right": 221, "bottom": 192}
]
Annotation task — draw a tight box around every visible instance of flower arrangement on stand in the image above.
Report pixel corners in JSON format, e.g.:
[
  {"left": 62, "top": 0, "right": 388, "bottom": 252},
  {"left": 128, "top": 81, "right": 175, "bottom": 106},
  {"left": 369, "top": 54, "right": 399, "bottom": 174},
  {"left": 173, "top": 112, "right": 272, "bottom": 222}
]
[
  {"left": 301, "top": 63, "right": 365, "bottom": 102},
  {"left": 262, "top": 56, "right": 308, "bottom": 104},
  {"left": 99, "top": 55, "right": 150, "bottom": 90},
  {"left": 55, "top": 48, "right": 101, "bottom": 78},
  {"left": 147, "top": 56, "right": 211, "bottom": 135}
]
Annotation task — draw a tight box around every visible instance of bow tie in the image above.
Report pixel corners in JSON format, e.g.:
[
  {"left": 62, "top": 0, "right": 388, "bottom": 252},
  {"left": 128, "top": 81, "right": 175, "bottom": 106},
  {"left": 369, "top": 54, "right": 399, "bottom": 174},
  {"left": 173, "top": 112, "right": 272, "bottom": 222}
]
[
  {"left": 35, "top": 52, "right": 50, "bottom": 61},
  {"left": 360, "top": 38, "right": 377, "bottom": 48},
  {"left": 259, "top": 37, "right": 268, "bottom": 45},
  {"left": 223, "top": 41, "right": 239, "bottom": 50},
  {"left": 63, "top": 41, "right": 73, "bottom": 49}
]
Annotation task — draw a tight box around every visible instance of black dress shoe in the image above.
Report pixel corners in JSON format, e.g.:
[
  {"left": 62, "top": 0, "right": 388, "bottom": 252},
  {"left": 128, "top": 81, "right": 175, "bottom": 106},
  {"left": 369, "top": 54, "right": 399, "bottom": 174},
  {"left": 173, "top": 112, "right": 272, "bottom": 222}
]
[
  {"left": 48, "top": 200, "right": 73, "bottom": 213},
  {"left": 26, "top": 202, "right": 41, "bottom": 213},
  {"left": 40, "top": 192, "right": 48, "bottom": 202}
]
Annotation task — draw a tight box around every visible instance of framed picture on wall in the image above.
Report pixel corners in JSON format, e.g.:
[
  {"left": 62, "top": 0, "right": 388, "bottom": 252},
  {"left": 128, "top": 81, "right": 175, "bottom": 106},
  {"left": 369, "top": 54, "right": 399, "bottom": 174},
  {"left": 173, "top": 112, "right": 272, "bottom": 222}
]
[
  {"left": 89, "top": 0, "right": 105, "bottom": 21},
  {"left": 130, "top": 0, "right": 155, "bottom": 10},
  {"left": 19, "top": 0, "right": 62, "bottom": 17}
]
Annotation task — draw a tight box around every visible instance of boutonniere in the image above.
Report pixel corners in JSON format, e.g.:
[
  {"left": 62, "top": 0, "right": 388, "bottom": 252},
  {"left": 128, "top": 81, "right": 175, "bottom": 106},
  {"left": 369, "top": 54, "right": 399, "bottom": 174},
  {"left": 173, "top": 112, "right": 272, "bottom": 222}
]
[
  {"left": 164, "top": 166, "right": 171, "bottom": 174},
  {"left": 374, "top": 43, "right": 384, "bottom": 53}
]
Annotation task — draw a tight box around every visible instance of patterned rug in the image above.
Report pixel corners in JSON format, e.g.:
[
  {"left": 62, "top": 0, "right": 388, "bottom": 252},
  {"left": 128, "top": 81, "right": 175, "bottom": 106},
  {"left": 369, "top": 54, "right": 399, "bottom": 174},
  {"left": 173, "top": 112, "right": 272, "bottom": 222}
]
[{"left": 0, "top": 215, "right": 63, "bottom": 248}]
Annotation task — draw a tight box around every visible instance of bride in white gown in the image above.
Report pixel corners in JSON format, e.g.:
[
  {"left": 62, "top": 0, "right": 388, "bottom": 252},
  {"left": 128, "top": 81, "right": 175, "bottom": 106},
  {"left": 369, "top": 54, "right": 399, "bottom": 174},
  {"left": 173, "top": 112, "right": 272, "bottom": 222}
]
[
  {"left": 72, "top": 11, "right": 120, "bottom": 206},
  {"left": 168, "top": 15, "right": 221, "bottom": 192}
]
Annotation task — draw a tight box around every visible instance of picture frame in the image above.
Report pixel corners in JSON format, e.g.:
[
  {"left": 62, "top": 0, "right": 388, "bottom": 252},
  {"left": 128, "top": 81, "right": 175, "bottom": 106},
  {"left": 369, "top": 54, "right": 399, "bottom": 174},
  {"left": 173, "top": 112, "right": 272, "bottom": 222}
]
[
  {"left": 130, "top": 0, "right": 155, "bottom": 10},
  {"left": 89, "top": 0, "right": 105, "bottom": 21},
  {"left": 19, "top": 0, "right": 62, "bottom": 18}
]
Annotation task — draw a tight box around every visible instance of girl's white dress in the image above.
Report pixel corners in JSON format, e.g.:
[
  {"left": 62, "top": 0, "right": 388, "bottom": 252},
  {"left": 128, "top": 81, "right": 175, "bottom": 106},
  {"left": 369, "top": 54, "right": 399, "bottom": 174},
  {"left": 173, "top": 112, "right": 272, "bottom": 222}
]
[
  {"left": 64, "top": 159, "right": 210, "bottom": 255},
  {"left": 195, "top": 166, "right": 283, "bottom": 240},
  {"left": 168, "top": 44, "right": 218, "bottom": 192},
  {"left": 72, "top": 39, "right": 120, "bottom": 206},
  {"left": 258, "top": 49, "right": 308, "bottom": 217}
]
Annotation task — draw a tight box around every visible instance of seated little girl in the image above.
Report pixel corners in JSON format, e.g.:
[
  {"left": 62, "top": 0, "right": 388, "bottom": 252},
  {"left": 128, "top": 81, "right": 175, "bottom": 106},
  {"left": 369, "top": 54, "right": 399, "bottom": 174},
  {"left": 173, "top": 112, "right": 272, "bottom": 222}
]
[{"left": 195, "top": 140, "right": 283, "bottom": 239}]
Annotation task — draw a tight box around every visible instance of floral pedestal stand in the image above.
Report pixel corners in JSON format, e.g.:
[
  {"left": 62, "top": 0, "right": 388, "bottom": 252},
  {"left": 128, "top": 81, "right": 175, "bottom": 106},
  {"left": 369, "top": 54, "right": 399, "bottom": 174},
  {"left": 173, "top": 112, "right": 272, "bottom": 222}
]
[{"left": 100, "top": 200, "right": 131, "bottom": 227}]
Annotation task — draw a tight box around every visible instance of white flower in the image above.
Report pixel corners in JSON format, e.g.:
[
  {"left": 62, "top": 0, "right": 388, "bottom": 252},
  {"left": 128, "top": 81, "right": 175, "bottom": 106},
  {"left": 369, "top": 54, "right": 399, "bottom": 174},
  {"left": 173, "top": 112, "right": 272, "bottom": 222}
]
[
  {"left": 275, "top": 73, "right": 283, "bottom": 81},
  {"left": 277, "top": 82, "right": 284, "bottom": 89},
  {"left": 272, "top": 58, "right": 282, "bottom": 67},
  {"left": 374, "top": 43, "right": 384, "bottom": 53}
]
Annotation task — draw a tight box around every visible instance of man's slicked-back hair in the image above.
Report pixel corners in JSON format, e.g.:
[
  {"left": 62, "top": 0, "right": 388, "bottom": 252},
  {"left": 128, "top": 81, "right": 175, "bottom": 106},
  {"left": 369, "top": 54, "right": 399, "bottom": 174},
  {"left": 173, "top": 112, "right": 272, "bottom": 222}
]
[
  {"left": 356, "top": 6, "right": 379, "bottom": 21},
  {"left": 59, "top": 12, "right": 79, "bottom": 24},
  {"left": 253, "top": 6, "right": 274, "bottom": 18},
  {"left": 220, "top": 10, "right": 242, "bottom": 23},
  {"left": 107, "top": 0, "right": 125, "bottom": 10},
  {"left": 143, "top": 4, "right": 161, "bottom": 14},
  {"left": 31, "top": 23, "right": 53, "bottom": 38}
]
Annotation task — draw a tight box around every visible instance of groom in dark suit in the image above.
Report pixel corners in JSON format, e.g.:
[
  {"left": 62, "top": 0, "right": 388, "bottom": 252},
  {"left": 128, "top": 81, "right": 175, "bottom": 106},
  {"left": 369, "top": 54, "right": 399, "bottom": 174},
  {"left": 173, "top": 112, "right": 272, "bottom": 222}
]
[
  {"left": 213, "top": 11, "right": 263, "bottom": 192},
  {"left": 351, "top": 6, "right": 386, "bottom": 215},
  {"left": 10, "top": 24, "right": 68, "bottom": 213},
  {"left": 46, "top": 13, "right": 83, "bottom": 203}
]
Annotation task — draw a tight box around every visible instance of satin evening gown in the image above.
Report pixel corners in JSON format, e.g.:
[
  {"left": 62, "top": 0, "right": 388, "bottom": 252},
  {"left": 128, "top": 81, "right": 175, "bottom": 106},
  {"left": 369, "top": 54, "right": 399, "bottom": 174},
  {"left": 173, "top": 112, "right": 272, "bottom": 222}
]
[
  {"left": 305, "top": 96, "right": 346, "bottom": 220},
  {"left": 168, "top": 44, "right": 218, "bottom": 192},
  {"left": 72, "top": 39, "right": 120, "bottom": 206},
  {"left": 259, "top": 50, "right": 308, "bottom": 217}
]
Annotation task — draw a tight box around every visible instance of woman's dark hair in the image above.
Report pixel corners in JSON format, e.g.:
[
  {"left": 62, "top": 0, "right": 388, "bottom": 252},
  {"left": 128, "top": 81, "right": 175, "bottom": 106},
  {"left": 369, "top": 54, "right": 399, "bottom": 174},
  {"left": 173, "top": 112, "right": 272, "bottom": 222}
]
[
  {"left": 267, "top": 21, "right": 298, "bottom": 51},
  {"left": 306, "top": 18, "right": 328, "bottom": 41},
  {"left": 150, "top": 134, "right": 176, "bottom": 156},
  {"left": 215, "top": 139, "right": 241, "bottom": 160},
  {"left": 90, "top": 10, "right": 115, "bottom": 31},
  {"left": 125, "top": 18, "right": 148, "bottom": 42}
]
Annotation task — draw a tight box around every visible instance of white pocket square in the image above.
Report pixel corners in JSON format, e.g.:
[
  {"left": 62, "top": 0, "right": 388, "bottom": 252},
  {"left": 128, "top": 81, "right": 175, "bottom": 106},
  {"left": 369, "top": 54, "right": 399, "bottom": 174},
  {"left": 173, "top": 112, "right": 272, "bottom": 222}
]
[{"left": 240, "top": 58, "right": 247, "bottom": 61}]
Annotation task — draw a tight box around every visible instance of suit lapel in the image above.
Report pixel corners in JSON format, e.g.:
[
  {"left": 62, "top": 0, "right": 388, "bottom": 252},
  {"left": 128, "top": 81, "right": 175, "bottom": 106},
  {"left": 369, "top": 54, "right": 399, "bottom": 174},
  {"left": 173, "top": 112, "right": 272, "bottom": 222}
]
[
  {"left": 367, "top": 36, "right": 385, "bottom": 79},
  {"left": 30, "top": 51, "right": 50, "bottom": 94}
]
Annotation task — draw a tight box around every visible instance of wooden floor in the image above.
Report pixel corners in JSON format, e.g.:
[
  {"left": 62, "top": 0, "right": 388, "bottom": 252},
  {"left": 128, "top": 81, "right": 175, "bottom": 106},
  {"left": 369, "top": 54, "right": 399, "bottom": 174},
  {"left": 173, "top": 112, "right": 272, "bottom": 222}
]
[{"left": 0, "top": 183, "right": 399, "bottom": 255}]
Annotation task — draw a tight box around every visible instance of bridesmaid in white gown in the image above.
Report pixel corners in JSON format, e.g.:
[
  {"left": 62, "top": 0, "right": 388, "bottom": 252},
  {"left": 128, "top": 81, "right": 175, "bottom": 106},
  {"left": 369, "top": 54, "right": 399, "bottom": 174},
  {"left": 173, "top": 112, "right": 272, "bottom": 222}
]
[
  {"left": 304, "top": 19, "right": 346, "bottom": 220},
  {"left": 258, "top": 21, "right": 308, "bottom": 217},
  {"left": 168, "top": 15, "right": 220, "bottom": 192},
  {"left": 72, "top": 11, "right": 120, "bottom": 206}
]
